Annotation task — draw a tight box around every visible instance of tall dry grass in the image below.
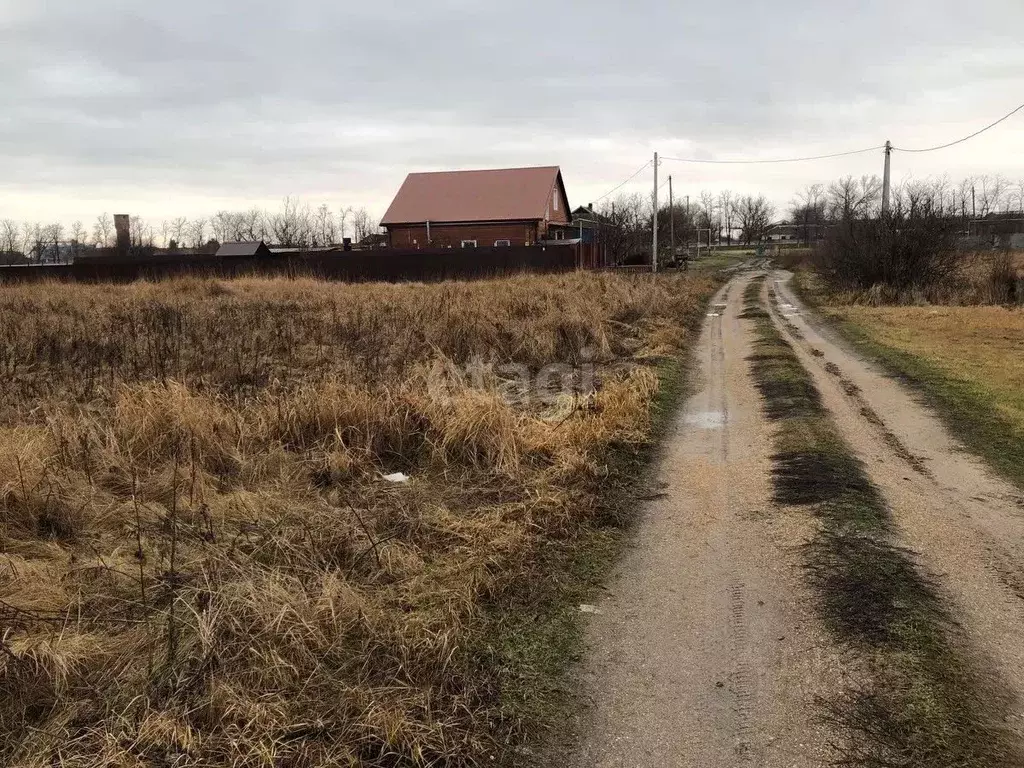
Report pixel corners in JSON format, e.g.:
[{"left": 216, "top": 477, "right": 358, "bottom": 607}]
[{"left": 0, "top": 271, "right": 714, "bottom": 766}]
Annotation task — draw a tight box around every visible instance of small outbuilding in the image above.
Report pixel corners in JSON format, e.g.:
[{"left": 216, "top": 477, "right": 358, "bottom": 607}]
[{"left": 216, "top": 241, "right": 272, "bottom": 258}]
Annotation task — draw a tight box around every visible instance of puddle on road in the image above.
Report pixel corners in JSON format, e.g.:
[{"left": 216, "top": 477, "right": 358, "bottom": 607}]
[{"left": 684, "top": 410, "right": 727, "bottom": 429}]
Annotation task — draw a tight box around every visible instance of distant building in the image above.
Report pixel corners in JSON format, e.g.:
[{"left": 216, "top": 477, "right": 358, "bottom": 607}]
[
  {"left": 216, "top": 241, "right": 272, "bottom": 258},
  {"left": 380, "top": 166, "right": 571, "bottom": 248},
  {"left": 357, "top": 233, "right": 388, "bottom": 249},
  {"left": 967, "top": 213, "right": 1024, "bottom": 248},
  {"left": 767, "top": 221, "right": 827, "bottom": 243},
  {"left": 569, "top": 204, "right": 611, "bottom": 244}
]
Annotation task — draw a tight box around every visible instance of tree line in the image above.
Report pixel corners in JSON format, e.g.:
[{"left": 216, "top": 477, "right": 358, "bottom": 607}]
[
  {"left": 5, "top": 173, "right": 1023, "bottom": 265},
  {"left": 0, "top": 198, "right": 380, "bottom": 261},
  {"left": 595, "top": 190, "right": 777, "bottom": 264},
  {"left": 592, "top": 172, "right": 1024, "bottom": 265}
]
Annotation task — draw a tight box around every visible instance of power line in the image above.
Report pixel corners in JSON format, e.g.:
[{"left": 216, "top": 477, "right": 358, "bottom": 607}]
[
  {"left": 893, "top": 100, "right": 1024, "bottom": 153},
  {"left": 593, "top": 159, "right": 653, "bottom": 202},
  {"left": 660, "top": 145, "right": 883, "bottom": 165}
]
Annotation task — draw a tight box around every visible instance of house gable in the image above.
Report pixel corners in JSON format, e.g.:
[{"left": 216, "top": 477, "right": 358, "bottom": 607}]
[{"left": 546, "top": 171, "right": 571, "bottom": 225}]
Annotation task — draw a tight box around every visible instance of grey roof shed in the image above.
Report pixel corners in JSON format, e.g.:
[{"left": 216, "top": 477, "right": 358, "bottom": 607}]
[{"left": 216, "top": 241, "right": 272, "bottom": 258}]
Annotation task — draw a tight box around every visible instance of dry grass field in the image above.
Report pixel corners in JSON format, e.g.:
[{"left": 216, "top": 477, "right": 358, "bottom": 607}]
[
  {"left": 0, "top": 271, "right": 715, "bottom": 767},
  {"left": 825, "top": 305, "right": 1024, "bottom": 433},
  {"left": 817, "top": 299, "right": 1024, "bottom": 491}
]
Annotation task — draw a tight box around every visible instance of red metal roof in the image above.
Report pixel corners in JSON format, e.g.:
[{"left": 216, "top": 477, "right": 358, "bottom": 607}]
[{"left": 381, "top": 166, "right": 565, "bottom": 225}]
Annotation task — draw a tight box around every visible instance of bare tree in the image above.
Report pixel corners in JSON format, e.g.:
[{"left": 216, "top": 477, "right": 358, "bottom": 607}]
[
  {"left": 896, "top": 178, "right": 942, "bottom": 215},
  {"left": 169, "top": 217, "right": 189, "bottom": 246},
  {"left": 827, "top": 175, "right": 882, "bottom": 220},
  {"left": 129, "top": 216, "right": 155, "bottom": 248},
  {"left": 314, "top": 203, "right": 337, "bottom": 246},
  {"left": 657, "top": 199, "right": 697, "bottom": 257},
  {"left": 1, "top": 219, "right": 20, "bottom": 256},
  {"left": 40, "top": 223, "right": 64, "bottom": 263},
  {"left": 338, "top": 205, "right": 354, "bottom": 240},
  {"left": 211, "top": 211, "right": 238, "bottom": 243},
  {"left": 697, "top": 191, "right": 717, "bottom": 243},
  {"left": 598, "top": 193, "right": 651, "bottom": 264},
  {"left": 188, "top": 218, "right": 208, "bottom": 249},
  {"left": 351, "top": 207, "right": 377, "bottom": 243},
  {"left": 69, "top": 220, "right": 87, "bottom": 245},
  {"left": 736, "top": 195, "right": 775, "bottom": 245},
  {"left": 976, "top": 175, "right": 1010, "bottom": 216},
  {"left": 93, "top": 213, "right": 114, "bottom": 247},
  {"left": 956, "top": 177, "right": 975, "bottom": 219},
  {"left": 790, "top": 183, "right": 827, "bottom": 242},
  {"left": 931, "top": 174, "right": 952, "bottom": 216},
  {"left": 270, "top": 196, "right": 313, "bottom": 247},
  {"left": 68, "top": 220, "right": 87, "bottom": 259},
  {"left": 23, "top": 222, "right": 42, "bottom": 260},
  {"left": 239, "top": 208, "right": 266, "bottom": 241},
  {"left": 717, "top": 190, "right": 735, "bottom": 245}
]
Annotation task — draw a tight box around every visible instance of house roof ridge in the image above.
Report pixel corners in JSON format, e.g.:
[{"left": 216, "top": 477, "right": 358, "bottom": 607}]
[{"left": 381, "top": 166, "right": 566, "bottom": 226}]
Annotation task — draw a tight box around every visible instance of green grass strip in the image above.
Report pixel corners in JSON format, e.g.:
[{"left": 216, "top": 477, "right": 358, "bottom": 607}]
[
  {"left": 743, "top": 275, "right": 1020, "bottom": 768},
  {"left": 823, "top": 316, "right": 1024, "bottom": 492}
]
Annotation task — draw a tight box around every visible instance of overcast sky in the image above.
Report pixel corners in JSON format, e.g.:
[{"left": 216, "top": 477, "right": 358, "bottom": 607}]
[{"left": 2, "top": 0, "right": 1022, "bottom": 230}]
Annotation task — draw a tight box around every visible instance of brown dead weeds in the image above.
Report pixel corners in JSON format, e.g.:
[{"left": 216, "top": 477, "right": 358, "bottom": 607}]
[{"left": 0, "top": 271, "right": 714, "bottom": 767}]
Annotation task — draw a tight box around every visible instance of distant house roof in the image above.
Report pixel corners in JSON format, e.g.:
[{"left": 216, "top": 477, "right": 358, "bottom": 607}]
[
  {"left": 217, "top": 241, "right": 270, "bottom": 258},
  {"left": 571, "top": 205, "right": 610, "bottom": 226},
  {"left": 381, "top": 166, "right": 567, "bottom": 225}
]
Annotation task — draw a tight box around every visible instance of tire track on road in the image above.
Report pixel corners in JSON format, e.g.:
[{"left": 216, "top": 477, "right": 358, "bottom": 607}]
[{"left": 769, "top": 271, "right": 1024, "bottom": 749}]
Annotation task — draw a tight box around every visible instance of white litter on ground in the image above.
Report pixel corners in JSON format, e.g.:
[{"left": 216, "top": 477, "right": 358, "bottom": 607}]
[
  {"left": 382, "top": 472, "right": 411, "bottom": 483},
  {"left": 684, "top": 411, "right": 727, "bottom": 429}
]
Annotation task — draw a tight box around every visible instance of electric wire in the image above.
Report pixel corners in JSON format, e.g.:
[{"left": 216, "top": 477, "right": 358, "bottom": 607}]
[
  {"left": 592, "top": 159, "right": 653, "bottom": 202},
  {"left": 892, "top": 101, "right": 1024, "bottom": 153}
]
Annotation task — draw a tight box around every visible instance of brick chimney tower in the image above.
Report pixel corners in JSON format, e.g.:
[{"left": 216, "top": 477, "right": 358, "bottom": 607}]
[{"left": 114, "top": 214, "right": 130, "bottom": 256}]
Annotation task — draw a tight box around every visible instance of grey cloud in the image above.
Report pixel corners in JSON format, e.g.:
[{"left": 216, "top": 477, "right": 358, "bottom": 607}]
[{"left": 1, "top": 0, "right": 1022, "bottom": 222}]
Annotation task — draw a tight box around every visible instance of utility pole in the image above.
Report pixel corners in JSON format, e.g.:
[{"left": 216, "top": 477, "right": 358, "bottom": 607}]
[
  {"left": 652, "top": 151, "right": 658, "bottom": 273},
  {"left": 881, "top": 140, "right": 892, "bottom": 215},
  {"left": 668, "top": 175, "right": 675, "bottom": 265},
  {"left": 685, "top": 194, "right": 690, "bottom": 260}
]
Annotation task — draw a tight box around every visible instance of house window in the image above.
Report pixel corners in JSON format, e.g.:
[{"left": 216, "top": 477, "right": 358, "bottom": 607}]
[
  {"left": 494, "top": 239, "right": 511, "bottom": 247},
  {"left": 554, "top": 230, "right": 564, "bottom": 240},
  {"left": 461, "top": 239, "right": 477, "bottom": 248},
  {"left": 553, "top": 192, "right": 558, "bottom": 212}
]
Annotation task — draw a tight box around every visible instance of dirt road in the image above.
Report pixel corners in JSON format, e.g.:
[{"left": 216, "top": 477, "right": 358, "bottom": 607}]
[
  {"left": 564, "top": 267, "right": 1024, "bottom": 766},
  {"left": 566, "top": 272, "right": 841, "bottom": 767}
]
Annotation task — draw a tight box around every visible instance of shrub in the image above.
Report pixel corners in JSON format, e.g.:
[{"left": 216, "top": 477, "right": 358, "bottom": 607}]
[
  {"left": 814, "top": 203, "right": 961, "bottom": 295},
  {"left": 987, "top": 250, "right": 1021, "bottom": 305}
]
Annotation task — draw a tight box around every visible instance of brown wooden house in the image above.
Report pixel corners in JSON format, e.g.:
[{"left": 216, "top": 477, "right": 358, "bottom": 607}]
[{"left": 380, "top": 166, "right": 572, "bottom": 248}]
